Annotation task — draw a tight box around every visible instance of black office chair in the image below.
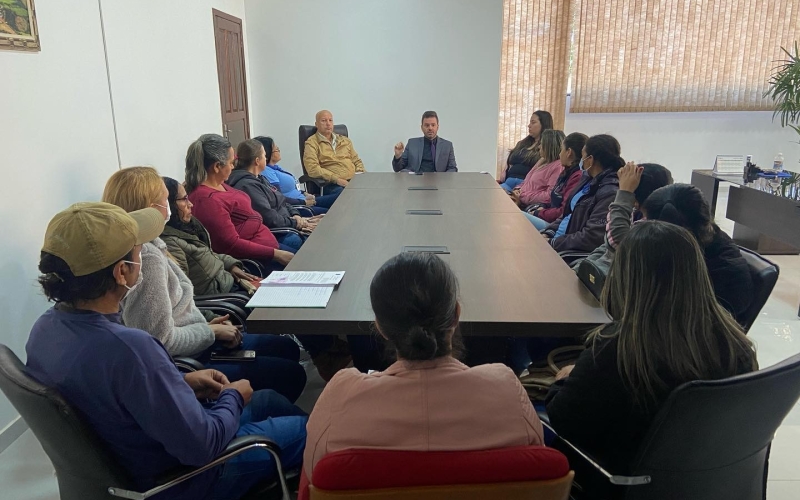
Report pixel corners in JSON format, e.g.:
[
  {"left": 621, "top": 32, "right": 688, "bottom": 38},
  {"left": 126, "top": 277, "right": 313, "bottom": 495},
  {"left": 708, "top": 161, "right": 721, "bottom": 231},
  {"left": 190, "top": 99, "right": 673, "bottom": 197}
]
[
  {"left": 298, "top": 124, "right": 349, "bottom": 195},
  {"left": 0, "top": 344, "right": 292, "bottom": 500},
  {"left": 736, "top": 246, "right": 779, "bottom": 332},
  {"left": 544, "top": 352, "right": 800, "bottom": 500}
]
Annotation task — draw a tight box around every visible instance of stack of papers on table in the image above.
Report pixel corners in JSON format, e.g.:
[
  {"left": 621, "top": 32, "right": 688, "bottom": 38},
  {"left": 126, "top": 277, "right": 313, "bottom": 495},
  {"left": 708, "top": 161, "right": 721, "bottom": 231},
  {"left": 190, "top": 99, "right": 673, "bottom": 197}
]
[{"left": 246, "top": 271, "right": 345, "bottom": 308}]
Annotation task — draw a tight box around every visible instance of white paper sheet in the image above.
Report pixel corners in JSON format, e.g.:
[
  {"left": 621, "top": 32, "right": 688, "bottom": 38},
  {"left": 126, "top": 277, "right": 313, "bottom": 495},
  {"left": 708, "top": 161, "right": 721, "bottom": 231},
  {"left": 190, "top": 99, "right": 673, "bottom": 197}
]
[
  {"left": 260, "top": 271, "right": 345, "bottom": 287},
  {"left": 246, "top": 286, "right": 334, "bottom": 308}
]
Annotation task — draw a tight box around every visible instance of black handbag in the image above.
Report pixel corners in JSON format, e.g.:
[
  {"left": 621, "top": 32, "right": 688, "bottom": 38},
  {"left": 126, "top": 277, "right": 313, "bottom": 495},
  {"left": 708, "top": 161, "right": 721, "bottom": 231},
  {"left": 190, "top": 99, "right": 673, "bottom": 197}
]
[{"left": 576, "top": 259, "right": 606, "bottom": 300}]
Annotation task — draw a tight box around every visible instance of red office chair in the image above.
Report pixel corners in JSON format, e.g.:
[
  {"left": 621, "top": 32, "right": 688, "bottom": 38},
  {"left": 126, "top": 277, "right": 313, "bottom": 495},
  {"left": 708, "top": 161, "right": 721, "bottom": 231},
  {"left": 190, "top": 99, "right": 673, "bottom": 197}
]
[{"left": 299, "top": 446, "right": 574, "bottom": 500}]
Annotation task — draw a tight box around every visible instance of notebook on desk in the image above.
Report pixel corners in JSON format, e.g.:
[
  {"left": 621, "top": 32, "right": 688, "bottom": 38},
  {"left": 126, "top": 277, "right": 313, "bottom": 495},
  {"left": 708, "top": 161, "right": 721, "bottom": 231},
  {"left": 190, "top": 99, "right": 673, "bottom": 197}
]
[{"left": 246, "top": 271, "right": 345, "bottom": 308}]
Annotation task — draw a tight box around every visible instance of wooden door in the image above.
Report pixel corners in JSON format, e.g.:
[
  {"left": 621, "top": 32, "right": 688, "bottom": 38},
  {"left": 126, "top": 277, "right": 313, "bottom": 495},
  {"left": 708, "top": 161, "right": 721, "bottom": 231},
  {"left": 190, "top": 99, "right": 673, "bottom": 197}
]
[{"left": 213, "top": 9, "right": 249, "bottom": 147}]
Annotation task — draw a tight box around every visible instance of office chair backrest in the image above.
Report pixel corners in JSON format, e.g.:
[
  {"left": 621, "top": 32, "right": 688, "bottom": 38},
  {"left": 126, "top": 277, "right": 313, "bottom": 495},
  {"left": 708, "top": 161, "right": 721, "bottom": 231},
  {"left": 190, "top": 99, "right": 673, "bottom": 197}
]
[
  {"left": 625, "top": 352, "right": 800, "bottom": 500},
  {"left": 307, "top": 446, "right": 573, "bottom": 500},
  {"left": 0, "top": 344, "right": 131, "bottom": 500},
  {"left": 298, "top": 124, "right": 349, "bottom": 174},
  {"left": 736, "top": 246, "right": 779, "bottom": 332}
]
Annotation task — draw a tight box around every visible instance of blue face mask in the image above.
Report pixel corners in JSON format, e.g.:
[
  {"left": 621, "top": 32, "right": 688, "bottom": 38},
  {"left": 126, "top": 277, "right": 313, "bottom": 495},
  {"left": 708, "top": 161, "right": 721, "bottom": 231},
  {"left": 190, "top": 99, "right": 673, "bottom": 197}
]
[{"left": 579, "top": 158, "right": 585, "bottom": 171}]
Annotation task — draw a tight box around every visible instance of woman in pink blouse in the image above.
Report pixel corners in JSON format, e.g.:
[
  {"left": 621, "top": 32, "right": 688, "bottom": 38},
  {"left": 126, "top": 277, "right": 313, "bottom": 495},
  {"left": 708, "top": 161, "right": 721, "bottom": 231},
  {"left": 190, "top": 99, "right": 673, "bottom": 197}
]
[
  {"left": 512, "top": 129, "right": 566, "bottom": 208},
  {"left": 303, "top": 253, "right": 544, "bottom": 478}
]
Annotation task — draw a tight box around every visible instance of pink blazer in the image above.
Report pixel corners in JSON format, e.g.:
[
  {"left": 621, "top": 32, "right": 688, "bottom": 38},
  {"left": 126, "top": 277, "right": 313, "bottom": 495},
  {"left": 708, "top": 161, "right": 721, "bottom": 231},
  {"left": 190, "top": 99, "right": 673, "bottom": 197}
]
[
  {"left": 518, "top": 160, "right": 563, "bottom": 207},
  {"left": 304, "top": 357, "right": 544, "bottom": 476}
]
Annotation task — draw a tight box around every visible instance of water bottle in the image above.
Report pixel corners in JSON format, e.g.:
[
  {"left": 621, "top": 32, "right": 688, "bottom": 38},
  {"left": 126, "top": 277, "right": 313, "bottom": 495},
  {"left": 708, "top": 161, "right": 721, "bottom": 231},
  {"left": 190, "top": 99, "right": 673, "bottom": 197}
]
[{"left": 773, "top": 152, "right": 784, "bottom": 172}]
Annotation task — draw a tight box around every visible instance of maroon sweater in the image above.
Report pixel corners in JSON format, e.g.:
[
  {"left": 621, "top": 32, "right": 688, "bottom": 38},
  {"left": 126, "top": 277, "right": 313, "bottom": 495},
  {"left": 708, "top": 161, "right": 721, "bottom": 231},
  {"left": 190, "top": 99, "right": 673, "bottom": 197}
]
[{"left": 188, "top": 184, "right": 278, "bottom": 261}]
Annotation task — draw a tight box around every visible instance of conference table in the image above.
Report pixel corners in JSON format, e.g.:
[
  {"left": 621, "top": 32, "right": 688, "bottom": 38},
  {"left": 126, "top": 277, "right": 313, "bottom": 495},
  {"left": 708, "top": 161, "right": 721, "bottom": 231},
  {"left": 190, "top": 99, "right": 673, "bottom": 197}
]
[{"left": 247, "top": 172, "right": 608, "bottom": 337}]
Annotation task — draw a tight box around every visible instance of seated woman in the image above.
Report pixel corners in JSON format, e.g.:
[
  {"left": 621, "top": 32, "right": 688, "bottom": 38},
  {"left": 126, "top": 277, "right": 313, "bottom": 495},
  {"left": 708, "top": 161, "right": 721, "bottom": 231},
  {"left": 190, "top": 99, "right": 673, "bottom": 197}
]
[
  {"left": 27, "top": 202, "right": 307, "bottom": 500},
  {"left": 511, "top": 129, "right": 566, "bottom": 211},
  {"left": 498, "top": 110, "right": 553, "bottom": 193},
  {"left": 185, "top": 133, "right": 294, "bottom": 270},
  {"left": 571, "top": 162, "right": 673, "bottom": 271},
  {"left": 102, "top": 166, "right": 307, "bottom": 402},
  {"left": 543, "top": 134, "right": 622, "bottom": 253},
  {"left": 227, "top": 139, "right": 321, "bottom": 253},
  {"left": 523, "top": 132, "right": 587, "bottom": 231},
  {"left": 546, "top": 221, "right": 757, "bottom": 481},
  {"left": 304, "top": 252, "right": 544, "bottom": 478},
  {"left": 255, "top": 136, "right": 339, "bottom": 214},
  {"left": 161, "top": 177, "right": 260, "bottom": 296},
  {"left": 642, "top": 184, "right": 754, "bottom": 324}
]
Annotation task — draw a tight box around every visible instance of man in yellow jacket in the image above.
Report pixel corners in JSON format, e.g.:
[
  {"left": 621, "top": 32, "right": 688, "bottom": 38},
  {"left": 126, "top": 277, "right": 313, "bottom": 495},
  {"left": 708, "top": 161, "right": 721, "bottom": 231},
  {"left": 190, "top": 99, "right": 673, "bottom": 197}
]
[{"left": 303, "top": 110, "right": 366, "bottom": 194}]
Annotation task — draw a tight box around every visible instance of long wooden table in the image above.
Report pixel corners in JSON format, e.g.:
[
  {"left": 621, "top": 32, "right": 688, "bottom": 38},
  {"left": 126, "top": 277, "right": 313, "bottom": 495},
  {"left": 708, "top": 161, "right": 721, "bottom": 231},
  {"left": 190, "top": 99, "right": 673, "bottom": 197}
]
[{"left": 247, "top": 173, "right": 608, "bottom": 337}]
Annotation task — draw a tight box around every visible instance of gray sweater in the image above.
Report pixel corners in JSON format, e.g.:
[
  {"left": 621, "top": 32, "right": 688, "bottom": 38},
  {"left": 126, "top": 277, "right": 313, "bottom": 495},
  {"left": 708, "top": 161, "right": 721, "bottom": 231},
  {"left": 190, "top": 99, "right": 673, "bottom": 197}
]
[
  {"left": 571, "top": 189, "right": 637, "bottom": 274},
  {"left": 121, "top": 238, "right": 215, "bottom": 357}
]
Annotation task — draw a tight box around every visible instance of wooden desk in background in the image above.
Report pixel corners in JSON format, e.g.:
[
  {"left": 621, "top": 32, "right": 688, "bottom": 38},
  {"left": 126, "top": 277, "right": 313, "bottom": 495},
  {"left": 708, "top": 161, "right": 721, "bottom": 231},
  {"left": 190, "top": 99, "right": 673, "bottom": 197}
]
[
  {"left": 247, "top": 173, "right": 608, "bottom": 337},
  {"left": 691, "top": 169, "right": 800, "bottom": 254}
]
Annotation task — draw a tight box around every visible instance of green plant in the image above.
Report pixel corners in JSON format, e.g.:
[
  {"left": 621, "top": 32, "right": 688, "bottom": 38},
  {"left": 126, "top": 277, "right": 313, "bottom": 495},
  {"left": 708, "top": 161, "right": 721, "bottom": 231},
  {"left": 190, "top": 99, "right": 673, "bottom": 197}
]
[{"left": 765, "top": 42, "right": 800, "bottom": 143}]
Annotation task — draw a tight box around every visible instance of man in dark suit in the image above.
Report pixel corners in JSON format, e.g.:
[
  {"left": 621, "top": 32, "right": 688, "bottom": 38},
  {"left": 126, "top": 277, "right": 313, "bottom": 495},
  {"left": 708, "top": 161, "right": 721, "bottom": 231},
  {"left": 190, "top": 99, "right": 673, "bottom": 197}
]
[{"left": 392, "top": 111, "right": 458, "bottom": 173}]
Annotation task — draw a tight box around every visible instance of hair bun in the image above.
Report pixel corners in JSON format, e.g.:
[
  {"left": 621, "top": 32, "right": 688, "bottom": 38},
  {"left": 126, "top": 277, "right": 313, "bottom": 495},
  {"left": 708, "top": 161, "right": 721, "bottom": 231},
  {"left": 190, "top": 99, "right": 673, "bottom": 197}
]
[{"left": 408, "top": 325, "right": 438, "bottom": 360}]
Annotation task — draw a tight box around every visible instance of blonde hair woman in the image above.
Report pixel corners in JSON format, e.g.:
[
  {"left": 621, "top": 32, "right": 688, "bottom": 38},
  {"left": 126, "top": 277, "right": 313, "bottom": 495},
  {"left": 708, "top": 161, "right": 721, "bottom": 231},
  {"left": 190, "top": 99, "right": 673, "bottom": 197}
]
[
  {"left": 102, "top": 166, "right": 307, "bottom": 402},
  {"left": 546, "top": 221, "right": 757, "bottom": 476},
  {"left": 511, "top": 129, "right": 566, "bottom": 208}
]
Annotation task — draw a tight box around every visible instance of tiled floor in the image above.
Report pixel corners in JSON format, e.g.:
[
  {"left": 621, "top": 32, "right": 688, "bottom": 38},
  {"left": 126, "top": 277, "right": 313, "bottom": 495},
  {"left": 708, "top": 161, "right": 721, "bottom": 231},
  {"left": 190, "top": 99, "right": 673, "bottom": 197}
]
[{"left": 1, "top": 199, "right": 799, "bottom": 498}]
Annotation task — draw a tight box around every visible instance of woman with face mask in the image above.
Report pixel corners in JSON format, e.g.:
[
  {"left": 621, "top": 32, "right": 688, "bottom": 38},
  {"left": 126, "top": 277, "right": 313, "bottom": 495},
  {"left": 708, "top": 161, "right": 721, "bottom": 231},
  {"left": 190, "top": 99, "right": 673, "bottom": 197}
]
[
  {"left": 102, "top": 166, "right": 307, "bottom": 402},
  {"left": 541, "top": 134, "right": 623, "bottom": 253}
]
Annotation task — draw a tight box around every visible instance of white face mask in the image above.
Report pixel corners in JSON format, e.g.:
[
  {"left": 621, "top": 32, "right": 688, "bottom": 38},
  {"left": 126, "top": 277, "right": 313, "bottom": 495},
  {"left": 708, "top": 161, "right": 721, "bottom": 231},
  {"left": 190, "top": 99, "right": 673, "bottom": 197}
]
[
  {"left": 122, "top": 259, "right": 143, "bottom": 293},
  {"left": 153, "top": 203, "right": 171, "bottom": 222},
  {"left": 125, "top": 270, "right": 143, "bottom": 293}
]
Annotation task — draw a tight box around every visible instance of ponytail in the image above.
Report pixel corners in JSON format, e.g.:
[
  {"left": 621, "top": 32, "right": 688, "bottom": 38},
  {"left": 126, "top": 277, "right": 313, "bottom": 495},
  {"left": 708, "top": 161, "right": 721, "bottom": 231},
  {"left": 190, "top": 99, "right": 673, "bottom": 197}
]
[
  {"left": 585, "top": 134, "right": 625, "bottom": 172},
  {"left": 234, "top": 139, "right": 264, "bottom": 170},
  {"left": 184, "top": 133, "right": 232, "bottom": 194},
  {"left": 185, "top": 140, "right": 206, "bottom": 194}
]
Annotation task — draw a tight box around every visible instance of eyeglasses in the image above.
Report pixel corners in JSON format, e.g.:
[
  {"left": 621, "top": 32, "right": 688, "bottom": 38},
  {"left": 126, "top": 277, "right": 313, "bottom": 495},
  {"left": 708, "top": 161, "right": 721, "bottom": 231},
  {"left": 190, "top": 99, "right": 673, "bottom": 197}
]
[
  {"left": 272, "top": 148, "right": 280, "bottom": 153},
  {"left": 175, "top": 195, "right": 189, "bottom": 203}
]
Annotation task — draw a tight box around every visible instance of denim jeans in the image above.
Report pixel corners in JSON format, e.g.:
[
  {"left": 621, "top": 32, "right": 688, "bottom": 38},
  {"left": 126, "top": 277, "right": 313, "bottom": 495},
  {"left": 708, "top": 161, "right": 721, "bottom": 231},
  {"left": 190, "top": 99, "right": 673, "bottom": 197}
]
[
  {"left": 314, "top": 191, "right": 340, "bottom": 208},
  {"left": 209, "top": 390, "right": 308, "bottom": 500},
  {"left": 275, "top": 232, "right": 305, "bottom": 253},
  {"left": 499, "top": 177, "right": 525, "bottom": 193},
  {"left": 201, "top": 333, "right": 307, "bottom": 403},
  {"left": 524, "top": 212, "right": 550, "bottom": 231},
  {"left": 322, "top": 184, "right": 344, "bottom": 197}
]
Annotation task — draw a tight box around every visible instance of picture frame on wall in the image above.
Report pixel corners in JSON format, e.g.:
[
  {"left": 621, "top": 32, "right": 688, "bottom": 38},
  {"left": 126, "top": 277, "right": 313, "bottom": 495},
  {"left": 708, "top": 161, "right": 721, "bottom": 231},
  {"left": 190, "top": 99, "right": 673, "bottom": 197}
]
[{"left": 0, "top": 0, "right": 40, "bottom": 52}]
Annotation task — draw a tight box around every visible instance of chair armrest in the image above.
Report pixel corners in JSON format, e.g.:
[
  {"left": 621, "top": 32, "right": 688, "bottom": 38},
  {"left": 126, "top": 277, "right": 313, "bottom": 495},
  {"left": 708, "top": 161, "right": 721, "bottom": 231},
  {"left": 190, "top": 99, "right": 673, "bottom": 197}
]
[
  {"left": 240, "top": 259, "right": 266, "bottom": 278},
  {"left": 293, "top": 206, "right": 315, "bottom": 217},
  {"left": 558, "top": 251, "right": 590, "bottom": 266},
  {"left": 540, "top": 420, "right": 651, "bottom": 487},
  {"left": 194, "top": 301, "right": 247, "bottom": 325},
  {"left": 298, "top": 175, "right": 327, "bottom": 188},
  {"left": 173, "top": 357, "right": 204, "bottom": 373},
  {"left": 195, "top": 293, "right": 249, "bottom": 308},
  {"left": 271, "top": 227, "right": 304, "bottom": 237},
  {"left": 108, "top": 436, "right": 289, "bottom": 500}
]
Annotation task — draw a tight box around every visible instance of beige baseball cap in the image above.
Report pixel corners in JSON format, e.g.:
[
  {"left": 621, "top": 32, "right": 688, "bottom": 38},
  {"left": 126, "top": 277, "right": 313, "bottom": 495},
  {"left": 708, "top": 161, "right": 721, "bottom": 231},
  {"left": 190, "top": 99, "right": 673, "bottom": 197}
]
[{"left": 42, "top": 202, "right": 164, "bottom": 277}]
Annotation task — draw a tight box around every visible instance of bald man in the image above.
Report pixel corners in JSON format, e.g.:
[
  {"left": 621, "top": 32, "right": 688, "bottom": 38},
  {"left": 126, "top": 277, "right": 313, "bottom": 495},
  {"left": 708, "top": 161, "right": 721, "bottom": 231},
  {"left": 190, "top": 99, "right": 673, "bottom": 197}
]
[{"left": 303, "top": 110, "right": 366, "bottom": 193}]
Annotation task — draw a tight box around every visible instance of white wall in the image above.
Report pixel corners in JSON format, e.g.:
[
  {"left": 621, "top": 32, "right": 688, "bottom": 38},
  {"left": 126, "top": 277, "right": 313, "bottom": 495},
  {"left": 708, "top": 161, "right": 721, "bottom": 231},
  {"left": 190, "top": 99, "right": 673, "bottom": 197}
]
[
  {"left": 0, "top": 0, "right": 120, "bottom": 431},
  {"left": 564, "top": 97, "right": 800, "bottom": 183},
  {"left": 0, "top": 0, "right": 247, "bottom": 435},
  {"left": 101, "top": 0, "right": 250, "bottom": 180},
  {"left": 244, "top": 0, "right": 504, "bottom": 176}
]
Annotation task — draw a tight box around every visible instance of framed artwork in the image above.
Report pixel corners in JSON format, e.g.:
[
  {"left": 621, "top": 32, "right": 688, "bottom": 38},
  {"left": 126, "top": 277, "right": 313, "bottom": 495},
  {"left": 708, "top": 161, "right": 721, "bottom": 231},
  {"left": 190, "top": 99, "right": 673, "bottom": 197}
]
[{"left": 0, "top": 0, "right": 39, "bottom": 52}]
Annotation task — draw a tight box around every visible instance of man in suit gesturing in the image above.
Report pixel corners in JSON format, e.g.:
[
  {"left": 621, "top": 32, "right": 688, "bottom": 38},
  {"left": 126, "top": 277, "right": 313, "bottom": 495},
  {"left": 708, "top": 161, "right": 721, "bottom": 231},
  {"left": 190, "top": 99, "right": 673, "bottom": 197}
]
[{"left": 392, "top": 111, "right": 458, "bottom": 173}]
